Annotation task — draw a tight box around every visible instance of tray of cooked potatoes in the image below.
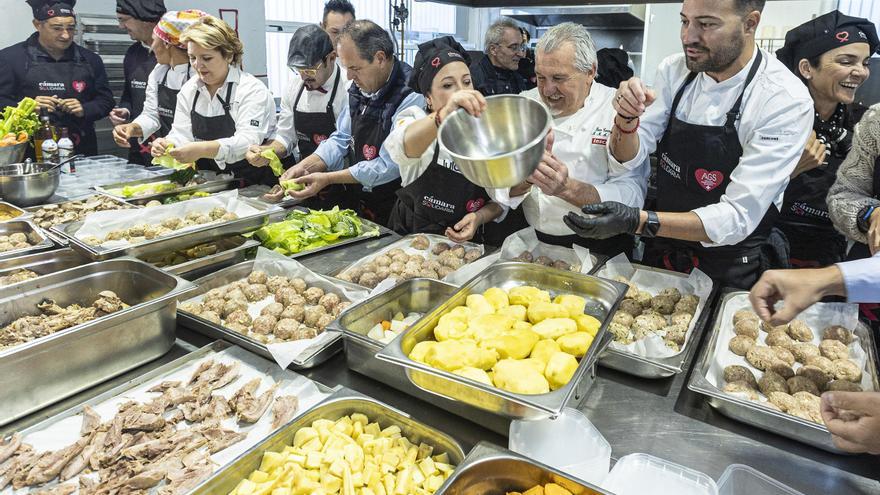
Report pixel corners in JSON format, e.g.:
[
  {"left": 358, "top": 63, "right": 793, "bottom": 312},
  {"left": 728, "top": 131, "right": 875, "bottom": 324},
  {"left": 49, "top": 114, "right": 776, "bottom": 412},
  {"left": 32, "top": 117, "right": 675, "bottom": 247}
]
[{"left": 688, "top": 290, "right": 880, "bottom": 453}]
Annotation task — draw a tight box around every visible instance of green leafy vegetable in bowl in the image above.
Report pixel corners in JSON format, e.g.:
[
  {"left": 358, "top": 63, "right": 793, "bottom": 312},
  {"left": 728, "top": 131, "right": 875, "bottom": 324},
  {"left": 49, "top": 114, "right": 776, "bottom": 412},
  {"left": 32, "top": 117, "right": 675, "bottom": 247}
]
[
  {"left": 261, "top": 148, "right": 285, "bottom": 177},
  {"left": 253, "top": 207, "right": 377, "bottom": 255},
  {"left": 0, "top": 97, "right": 39, "bottom": 137}
]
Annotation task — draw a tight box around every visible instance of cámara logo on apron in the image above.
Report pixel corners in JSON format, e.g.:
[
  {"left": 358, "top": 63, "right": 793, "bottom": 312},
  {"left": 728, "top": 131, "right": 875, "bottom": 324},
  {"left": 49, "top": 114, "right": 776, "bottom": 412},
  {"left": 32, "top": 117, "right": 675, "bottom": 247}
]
[{"left": 72, "top": 80, "right": 87, "bottom": 93}]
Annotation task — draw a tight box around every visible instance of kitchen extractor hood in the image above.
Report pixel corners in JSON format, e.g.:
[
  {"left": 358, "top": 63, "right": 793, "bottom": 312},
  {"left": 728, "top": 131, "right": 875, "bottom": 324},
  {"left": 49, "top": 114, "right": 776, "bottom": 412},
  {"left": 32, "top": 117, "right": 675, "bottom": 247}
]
[{"left": 501, "top": 5, "right": 646, "bottom": 28}]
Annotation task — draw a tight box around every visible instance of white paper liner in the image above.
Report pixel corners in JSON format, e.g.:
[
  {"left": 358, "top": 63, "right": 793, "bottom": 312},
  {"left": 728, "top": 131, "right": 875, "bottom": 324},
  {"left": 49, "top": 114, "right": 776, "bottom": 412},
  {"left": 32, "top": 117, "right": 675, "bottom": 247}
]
[
  {"left": 1, "top": 345, "right": 330, "bottom": 495},
  {"left": 335, "top": 233, "right": 485, "bottom": 288},
  {"left": 73, "top": 190, "right": 260, "bottom": 248},
  {"left": 183, "top": 248, "right": 369, "bottom": 369},
  {"left": 599, "top": 253, "right": 714, "bottom": 359},
  {"left": 706, "top": 293, "right": 875, "bottom": 415}
]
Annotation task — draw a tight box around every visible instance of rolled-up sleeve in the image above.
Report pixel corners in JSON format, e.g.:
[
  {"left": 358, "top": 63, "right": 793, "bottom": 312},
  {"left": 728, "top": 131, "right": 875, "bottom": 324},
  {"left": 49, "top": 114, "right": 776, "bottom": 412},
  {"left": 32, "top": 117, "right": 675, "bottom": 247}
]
[
  {"left": 837, "top": 254, "right": 880, "bottom": 303},
  {"left": 385, "top": 106, "right": 431, "bottom": 185},
  {"left": 215, "top": 80, "right": 276, "bottom": 166},
  {"left": 593, "top": 156, "right": 649, "bottom": 207},
  {"left": 692, "top": 94, "right": 812, "bottom": 246}
]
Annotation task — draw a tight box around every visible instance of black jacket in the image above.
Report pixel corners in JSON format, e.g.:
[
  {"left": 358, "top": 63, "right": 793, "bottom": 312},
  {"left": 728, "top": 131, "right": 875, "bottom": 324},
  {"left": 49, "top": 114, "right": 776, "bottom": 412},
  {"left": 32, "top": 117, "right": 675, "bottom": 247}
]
[
  {"left": 470, "top": 55, "right": 527, "bottom": 97},
  {"left": 119, "top": 42, "right": 156, "bottom": 117}
]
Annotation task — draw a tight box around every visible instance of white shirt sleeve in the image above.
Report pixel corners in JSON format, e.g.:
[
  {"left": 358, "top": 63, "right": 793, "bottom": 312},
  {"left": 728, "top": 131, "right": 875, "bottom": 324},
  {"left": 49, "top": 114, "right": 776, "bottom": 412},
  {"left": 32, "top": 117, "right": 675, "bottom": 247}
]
[
  {"left": 593, "top": 156, "right": 649, "bottom": 207},
  {"left": 692, "top": 92, "right": 813, "bottom": 246},
  {"left": 164, "top": 78, "right": 196, "bottom": 147},
  {"left": 215, "top": 77, "right": 276, "bottom": 166},
  {"left": 131, "top": 65, "right": 162, "bottom": 142},
  {"left": 273, "top": 76, "right": 299, "bottom": 155},
  {"left": 384, "top": 106, "right": 432, "bottom": 186}
]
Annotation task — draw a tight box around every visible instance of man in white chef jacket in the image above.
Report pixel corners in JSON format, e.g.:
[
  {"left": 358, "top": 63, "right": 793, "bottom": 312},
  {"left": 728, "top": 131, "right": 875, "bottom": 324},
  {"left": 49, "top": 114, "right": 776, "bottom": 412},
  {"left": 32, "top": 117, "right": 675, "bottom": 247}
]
[
  {"left": 565, "top": 0, "right": 813, "bottom": 289},
  {"left": 492, "top": 22, "right": 649, "bottom": 257}
]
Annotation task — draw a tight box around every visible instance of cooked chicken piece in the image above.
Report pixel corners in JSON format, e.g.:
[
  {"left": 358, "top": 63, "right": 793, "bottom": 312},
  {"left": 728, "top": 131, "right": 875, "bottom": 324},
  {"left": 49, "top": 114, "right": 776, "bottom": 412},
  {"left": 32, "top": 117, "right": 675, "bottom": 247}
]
[
  {"left": 147, "top": 380, "right": 181, "bottom": 393},
  {"left": 122, "top": 411, "right": 165, "bottom": 432},
  {"left": 61, "top": 431, "right": 105, "bottom": 481},
  {"left": 81, "top": 406, "right": 102, "bottom": 436},
  {"left": 186, "top": 360, "right": 214, "bottom": 385},
  {"left": 271, "top": 395, "right": 299, "bottom": 429},
  {"left": 24, "top": 434, "right": 90, "bottom": 486},
  {"left": 33, "top": 482, "right": 77, "bottom": 495},
  {"left": 121, "top": 436, "right": 176, "bottom": 461},
  {"left": 159, "top": 461, "right": 214, "bottom": 495},
  {"left": 13, "top": 449, "right": 47, "bottom": 489},
  {"left": 93, "top": 291, "right": 128, "bottom": 313},
  {"left": 197, "top": 424, "right": 247, "bottom": 454},
  {"left": 229, "top": 379, "right": 278, "bottom": 424},
  {"left": 179, "top": 395, "right": 230, "bottom": 423},
  {"left": 125, "top": 466, "right": 166, "bottom": 489},
  {"left": 36, "top": 299, "right": 65, "bottom": 315},
  {"left": 0, "top": 433, "right": 21, "bottom": 464},
  {"left": 0, "top": 443, "right": 33, "bottom": 489}
]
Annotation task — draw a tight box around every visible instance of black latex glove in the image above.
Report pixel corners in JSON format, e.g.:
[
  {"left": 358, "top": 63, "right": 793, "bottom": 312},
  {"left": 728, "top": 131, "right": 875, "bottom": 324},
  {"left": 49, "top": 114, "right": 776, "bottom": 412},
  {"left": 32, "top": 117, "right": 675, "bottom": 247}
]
[{"left": 563, "top": 201, "right": 641, "bottom": 239}]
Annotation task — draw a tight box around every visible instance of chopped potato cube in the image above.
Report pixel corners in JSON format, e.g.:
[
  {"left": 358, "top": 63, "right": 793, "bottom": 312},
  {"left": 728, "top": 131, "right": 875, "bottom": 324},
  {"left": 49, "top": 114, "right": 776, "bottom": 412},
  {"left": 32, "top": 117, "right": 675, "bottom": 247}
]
[{"left": 523, "top": 485, "right": 544, "bottom": 495}]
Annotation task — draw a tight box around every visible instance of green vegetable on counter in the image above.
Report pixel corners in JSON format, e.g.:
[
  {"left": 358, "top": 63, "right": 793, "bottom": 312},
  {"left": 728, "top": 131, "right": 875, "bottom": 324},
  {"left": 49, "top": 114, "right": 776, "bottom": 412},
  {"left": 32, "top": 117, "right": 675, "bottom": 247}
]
[
  {"left": 254, "top": 207, "right": 377, "bottom": 255},
  {"left": 162, "top": 191, "right": 211, "bottom": 204},
  {"left": 280, "top": 179, "right": 304, "bottom": 192},
  {"left": 116, "top": 182, "right": 179, "bottom": 198},
  {"left": 151, "top": 143, "right": 195, "bottom": 170},
  {"left": 260, "top": 148, "right": 285, "bottom": 177},
  {"left": 0, "top": 97, "right": 39, "bottom": 137}
]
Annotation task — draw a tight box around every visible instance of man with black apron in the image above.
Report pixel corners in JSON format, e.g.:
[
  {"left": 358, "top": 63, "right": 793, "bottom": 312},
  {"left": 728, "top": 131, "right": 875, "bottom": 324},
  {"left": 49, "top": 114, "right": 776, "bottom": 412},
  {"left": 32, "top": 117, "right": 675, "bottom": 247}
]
[
  {"left": 563, "top": 0, "right": 813, "bottom": 289},
  {"left": 0, "top": 0, "right": 114, "bottom": 157},
  {"left": 251, "top": 24, "right": 348, "bottom": 207},
  {"left": 277, "top": 20, "right": 424, "bottom": 226},
  {"left": 108, "top": 0, "right": 165, "bottom": 165}
]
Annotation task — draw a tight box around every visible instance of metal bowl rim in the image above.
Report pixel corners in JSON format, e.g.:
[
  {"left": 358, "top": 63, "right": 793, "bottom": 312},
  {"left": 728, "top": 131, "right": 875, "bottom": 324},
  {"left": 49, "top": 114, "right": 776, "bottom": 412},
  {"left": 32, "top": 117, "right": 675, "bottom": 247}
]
[{"left": 0, "top": 162, "right": 61, "bottom": 178}]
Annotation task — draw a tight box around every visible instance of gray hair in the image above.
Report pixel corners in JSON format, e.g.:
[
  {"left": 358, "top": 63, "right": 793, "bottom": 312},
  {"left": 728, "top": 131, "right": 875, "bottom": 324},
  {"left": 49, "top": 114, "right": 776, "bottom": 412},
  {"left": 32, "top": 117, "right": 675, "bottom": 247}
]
[
  {"left": 536, "top": 22, "right": 597, "bottom": 74},
  {"left": 339, "top": 19, "right": 394, "bottom": 62},
  {"left": 484, "top": 18, "right": 520, "bottom": 53}
]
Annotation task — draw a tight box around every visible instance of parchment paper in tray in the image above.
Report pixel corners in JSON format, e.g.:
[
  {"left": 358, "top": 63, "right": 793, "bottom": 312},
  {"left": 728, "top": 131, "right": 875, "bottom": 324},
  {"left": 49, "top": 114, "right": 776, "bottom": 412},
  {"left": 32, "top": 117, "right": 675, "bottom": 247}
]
[
  {"left": 599, "top": 253, "right": 713, "bottom": 359},
  {"left": 187, "top": 247, "right": 369, "bottom": 370},
  {"left": 707, "top": 294, "right": 874, "bottom": 405},
  {"left": 73, "top": 190, "right": 260, "bottom": 247},
  {"left": 1, "top": 345, "right": 330, "bottom": 495}
]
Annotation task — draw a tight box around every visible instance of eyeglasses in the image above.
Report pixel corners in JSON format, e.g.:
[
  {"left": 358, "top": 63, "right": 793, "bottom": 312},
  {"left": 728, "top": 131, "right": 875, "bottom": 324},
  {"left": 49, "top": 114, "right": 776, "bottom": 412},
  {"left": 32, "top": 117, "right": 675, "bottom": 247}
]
[
  {"left": 501, "top": 43, "right": 526, "bottom": 53},
  {"left": 46, "top": 24, "right": 78, "bottom": 34},
  {"left": 291, "top": 58, "right": 327, "bottom": 77}
]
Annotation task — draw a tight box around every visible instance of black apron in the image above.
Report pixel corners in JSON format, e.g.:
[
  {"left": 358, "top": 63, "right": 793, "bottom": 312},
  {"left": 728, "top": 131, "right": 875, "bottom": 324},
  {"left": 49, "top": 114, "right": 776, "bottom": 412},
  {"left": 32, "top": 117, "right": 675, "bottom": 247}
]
[
  {"left": 157, "top": 65, "right": 189, "bottom": 137},
  {"left": 190, "top": 83, "right": 274, "bottom": 187},
  {"left": 293, "top": 69, "right": 346, "bottom": 210},
  {"left": 347, "top": 103, "right": 402, "bottom": 226},
  {"left": 21, "top": 43, "right": 98, "bottom": 156},
  {"left": 643, "top": 50, "right": 777, "bottom": 290},
  {"left": 126, "top": 49, "right": 155, "bottom": 165},
  {"left": 388, "top": 143, "right": 490, "bottom": 241}
]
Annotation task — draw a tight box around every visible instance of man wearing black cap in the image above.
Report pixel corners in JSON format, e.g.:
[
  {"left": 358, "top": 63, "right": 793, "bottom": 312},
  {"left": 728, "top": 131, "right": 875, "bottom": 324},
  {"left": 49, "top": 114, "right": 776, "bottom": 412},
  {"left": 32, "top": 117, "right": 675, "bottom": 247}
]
[
  {"left": 248, "top": 24, "right": 348, "bottom": 206},
  {"left": 109, "top": 0, "right": 166, "bottom": 164},
  {"left": 0, "top": 0, "right": 114, "bottom": 157},
  {"left": 774, "top": 11, "right": 879, "bottom": 267}
]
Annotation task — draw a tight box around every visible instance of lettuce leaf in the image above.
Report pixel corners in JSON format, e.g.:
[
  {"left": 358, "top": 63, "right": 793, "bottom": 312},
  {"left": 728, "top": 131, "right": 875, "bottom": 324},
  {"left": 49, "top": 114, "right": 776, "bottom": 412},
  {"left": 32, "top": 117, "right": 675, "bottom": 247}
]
[
  {"left": 151, "top": 143, "right": 195, "bottom": 170},
  {"left": 261, "top": 148, "right": 285, "bottom": 177},
  {"left": 254, "top": 207, "right": 376, "bottom": 255}
]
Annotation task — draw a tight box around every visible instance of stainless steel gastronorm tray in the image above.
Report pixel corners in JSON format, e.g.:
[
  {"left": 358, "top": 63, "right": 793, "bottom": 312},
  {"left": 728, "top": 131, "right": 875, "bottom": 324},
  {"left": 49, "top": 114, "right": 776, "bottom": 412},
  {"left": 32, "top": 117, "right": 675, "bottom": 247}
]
[
  {"left": 95, "top": 170, "right": 236, "bottom": 203},
  {"left": 53, "top": 196, "right": 280, "bottom": 261},
  {"left": 0, "top": 220, "right": 55, "bottom": 261},
  {"left": 177, "top": 260, "right": 363, "bottom": 369},
  {"left": 139, "top": 235, "right": 260, "bottom": 278},
  {"left": 0, "top": 247, "right": 88, "bottom": 288},
  {"left": 377, "top": 261, "right": 628, "bottom": 421},
  {"left": 0, "top": 201, "right": 26, "bottom": 223},
  {"left": 688, "top": 290, "right": 880, "bottom": 453},
  {"left": 434, "top": 441, "right": 612, "bottom": 495},
  {"left": 24, "top": 193, "right": 138, "bottom": 245},
  {"left": 598, "top": 264, "right": 717, "bottom": 378},
  {"left": 330, "top": 278, "right": 511, "bottom": 435},
  {"left": 0, "top": 258, "right": 194, "bottom": 426},
  {"left": 262, "top": 206, "right": 391, "bottom": 260},
  {"left": 191, "top": 388, "right": 466, "bottom": 494}
]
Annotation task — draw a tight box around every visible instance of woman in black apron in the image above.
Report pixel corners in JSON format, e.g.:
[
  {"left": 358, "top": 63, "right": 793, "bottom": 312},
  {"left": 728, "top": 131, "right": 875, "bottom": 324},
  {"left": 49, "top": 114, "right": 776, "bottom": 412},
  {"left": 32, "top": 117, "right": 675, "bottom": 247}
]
[
  {"left": 150, "top": 15, "right": 275, "bottom": 187},
  {"left": 112, "top": 10, "right": 204, "bottom": 158},
  {"left": 386, "top": 36, "right": 503, "bottom": 243},
  {"left": 774, "top": 11, "right": 878, "bottom": 268}
]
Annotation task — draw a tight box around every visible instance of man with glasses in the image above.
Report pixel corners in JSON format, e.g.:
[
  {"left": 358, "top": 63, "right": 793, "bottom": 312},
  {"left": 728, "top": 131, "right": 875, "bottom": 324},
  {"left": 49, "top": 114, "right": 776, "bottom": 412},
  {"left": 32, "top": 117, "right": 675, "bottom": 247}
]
[
  {"left": 0, "top": 0, "right": 113, "bottom": 156},
  {"left": 470, "top": 18, "right": 528, "bottom": 97},
  {"left": 248, "top": 24, "right": 348, "bottom": 207}
]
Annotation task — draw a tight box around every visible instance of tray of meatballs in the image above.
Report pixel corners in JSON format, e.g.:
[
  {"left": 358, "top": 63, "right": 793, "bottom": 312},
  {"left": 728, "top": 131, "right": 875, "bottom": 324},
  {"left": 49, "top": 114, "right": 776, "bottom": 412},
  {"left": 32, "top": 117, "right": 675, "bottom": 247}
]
[
  {"left": 178, "top": 248, "right": 368, "bottom": 369},
  {"left": 688, "top": 290, "right": 880, "bottom": 452},
  {"left": 335, "top": 234, "right": 485, "bottom": 289}
]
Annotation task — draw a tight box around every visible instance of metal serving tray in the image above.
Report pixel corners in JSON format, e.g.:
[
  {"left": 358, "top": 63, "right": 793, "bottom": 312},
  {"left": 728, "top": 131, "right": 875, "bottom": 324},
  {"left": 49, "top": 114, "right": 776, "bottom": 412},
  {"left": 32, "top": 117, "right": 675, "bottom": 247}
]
[
  {"left": 0, "top": 201, "right": 26, "bottom": 223},
  {"left": 331, "top": 278, "right": 510, "bottom": 435},
  {"left": 260, "top": 206, "right": 390, "bottom": 260},
  {"left": 177, "top": 259, "right": 363, "bottom": 369},
  {"left": 435, "top": 441, "right": 612, "bottom": 495},
  {"left": 53, "top": 196, "right": 280, "bottom": 261},
  {"left": 0, "top": 258, "right": 195, "bottom": 426},
  {"left": 688, "top": 290, "right": 880, "bottom": 453},
  {"left": 598, "top": 264, "right": 717, "bottom": 378},
  {"left": 0, "top": 220, "right": 55, "bottom": 261},
  {"left": 191, "top": 387, "right": 466, "bottom": 494},
  {"left": 138, "top": 235, "right": 260, "bottom": 278},
  {"left": 95, "top": 170, "right": 236, "bottom": 203},
  {"left": 24, "top": 194, "right": 137, "bottom": 245},
  {"left": 377, "top": 262, "right": 627, "bottom": 421},
  {"left": 0, "top": 247, "right": 88, "bottom": 288}
]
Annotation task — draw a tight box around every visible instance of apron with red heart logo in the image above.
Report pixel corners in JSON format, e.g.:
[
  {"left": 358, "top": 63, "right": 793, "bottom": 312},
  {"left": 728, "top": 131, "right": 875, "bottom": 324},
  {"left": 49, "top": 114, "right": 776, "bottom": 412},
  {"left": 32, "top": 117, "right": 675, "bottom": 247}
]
[
  {"left": 644, "top": 49, "right": 779, "bottom": 289},
  {"left": 125, "top": 47, "right": 157, "bottom": 165},
  {"left": 388, "top": 143, "right": 490, "bottom": 241},
  {"left": 21, "top": 42, "right": 98, "bottom": 155},
  {"left": 348, "top": 109, "right": 401, "bottom": 225}
]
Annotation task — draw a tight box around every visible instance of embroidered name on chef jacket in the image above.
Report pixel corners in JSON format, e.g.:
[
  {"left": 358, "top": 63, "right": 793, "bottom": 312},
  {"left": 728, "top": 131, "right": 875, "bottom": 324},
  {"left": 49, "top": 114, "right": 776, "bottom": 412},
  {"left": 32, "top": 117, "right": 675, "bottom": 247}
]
[
  {"left": 39, "top": 81, "right": 66, "bottom": 92},
  {"left": 591, "top": 127, "right": 611, "bottom": 146},
  {"left": 131, "top": 81, "right": 148, "bottom": 90},
  {"left": 421, "top": 195, "right": 455, "bottom": 213}
]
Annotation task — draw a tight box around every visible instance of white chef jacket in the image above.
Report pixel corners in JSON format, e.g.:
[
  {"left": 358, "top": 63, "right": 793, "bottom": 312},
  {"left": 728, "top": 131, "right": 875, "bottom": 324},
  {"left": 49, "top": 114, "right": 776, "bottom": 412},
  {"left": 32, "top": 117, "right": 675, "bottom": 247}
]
[
  {"left": 131, "top": 62, "right": 193, "bottom": 143},
  {"left": 630, "top": 48, "right": 813, "bottom": 247},
  {"left": 490, "top": 82, "right": 650, "bottom": 236},
  {"left": 272, "top": 64, "right": 349, "bottom": 157},
  {"left": 165, "top": 66, "right": 276, "bottom": 168}
]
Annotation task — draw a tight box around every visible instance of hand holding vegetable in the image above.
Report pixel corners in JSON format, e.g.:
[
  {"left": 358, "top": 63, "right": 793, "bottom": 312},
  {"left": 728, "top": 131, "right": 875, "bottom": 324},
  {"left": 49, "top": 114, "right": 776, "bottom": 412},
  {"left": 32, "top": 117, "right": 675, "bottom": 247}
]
[
  {"left": 151, "top": 137, "right": 172, "bottom": 157},
  {"left": 245, "top": 145, "right": 269, "bottom": 167},
  {"left": 152, "top": 142, "right": 196, "bottom": 170},
  {"left": 260, "top": 148, "right": 285, "bottom": 176},
  {"left": 286, "top": 172, "right": 328, "bottom": 200}
]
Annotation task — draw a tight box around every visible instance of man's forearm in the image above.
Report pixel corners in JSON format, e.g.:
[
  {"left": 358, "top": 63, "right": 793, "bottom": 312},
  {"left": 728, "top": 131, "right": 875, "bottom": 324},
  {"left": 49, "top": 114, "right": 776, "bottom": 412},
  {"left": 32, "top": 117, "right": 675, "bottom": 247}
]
[
  {"left": 326, "top": 169, "right": 358, "bottom": 185},
  {"left": 558, "top": 178, "right": 600, "bottom": 207},
  {"left": 637, "top": 210, "right": 712, "bottom": 243},
  {"left": 299, "top": 154, "right": 328, "bottom": 174},
  {"left": 608, "top": 115, "right": 639, "bottom": 163}
]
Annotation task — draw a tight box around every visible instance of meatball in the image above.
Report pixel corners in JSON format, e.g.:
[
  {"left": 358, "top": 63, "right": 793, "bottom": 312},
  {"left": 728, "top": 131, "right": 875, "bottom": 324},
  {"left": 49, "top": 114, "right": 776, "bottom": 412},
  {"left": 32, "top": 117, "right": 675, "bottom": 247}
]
[
  {"left": 618, "top": 299, "right": 644, "bottom": 317},
  {"left": 276, "top": 323, "right": 318, "bottom": 341},
  {"left": 449, "top": 245, "right": 466, "bottom": 258},
  {"left": 723, "top": 381, "right": 759, "bottom": 400},
  {"left": 226, "top": 322, "right": 249, "bottom": 335},
  {"left": 729, "top": 335, "right": 756, "bottom": 356},
  {"left": 127, "top": 224, "right": 146, "bottom": 238},
  {"left": 635, "top": 291, "right": 653, "bottom": 308},
  {"left": 316, "top": 314, "right": 334, "bottom": 331},
  {"left": 180, "top": 302, "right": 204, "bottom": 315},
  {"left": 402, "top": 267, "right": 421, "bottom": 280},
  {"left": 440, "top": 256, "right": 464, "bottom": 270},
  {"left": 827, "top": 380, "right": 862, "bottom": 392},
  {"left": 410, "top": 234, "right": 430, "bottom": 250},
  {"left": 786, "top": 320, "right": 814, "bottom": 342},
  {"left": 203, "top": 297, "right": 225, "bottom": 314},
  {"left": 534, "top": 255, "right": 553, "bottom": 266},
  {"left": 797, "top": 365, "right": 831, "bottom": 390},
  {"left": 822, "top": 325, "right": 854, "bottom": 345},
  {"left": 387, "top": 248, "right": 406, "bottom": 258},
  {"left": 225, "top": 310, "right": 252, "bottom": 327},
  {"left": 209, "top": 207, "right": 227, "bottom": 220},
  {"left": 671, "top": 312, "right": 693, "bottom": 327},
  {"left": 674, "top": 298, "right": 698, "bottom": 315},
  {"left": 318, "top": 293, "right": 341, "bottom": 313},
  {"left": 632, "top": 326, "right": 656, "bottom": 341},
  {"left": 650, "top": 295, "right": 676, "bottom": 315},
  {"left": 831, "top": 359, "right": 862, "bottom": 382},
  {"left": 633, "top": 313, "right": 666, "bottom": 332},
  {"left": 359, "top": 272, "right": 379, "bottom": 289},
  {"left": 200, "top": 310, "right": 221, "bottom": 324},
  {"left": 766, "top": 361, "right": 795, "bottom": 379},
  {"left": 390, "top": 253, "right": 409, "bottom": 265},
  {"left": 786, "top": 376, "right": 820, "bottom": 396},
  {"left": 758, "top": 371, "right": 789, "bottom": 396},
  {"left": 515, "top": 250, "right": 534, "bottom": 263},
  {"left": 375, "top": 267, "right": 392, "bottom": 280},
  {"left": 432, "top": 242, "right": 451, "bottom": 255},
  {"left": 608, "top": 322, "right": 631, "bottom": 343},
  {"left": 819, "top": 339, "right": 849, "bottom": 361},
  {"left": 161, "top": 217, "right": 182, "bottom": 229},
  {"left": 243, "top": 284, "right": 269, "bottom": 302},
  {"left": 611, "top": 311, "right": 634, "bottom": 327},
  {"left": 419, "top": 267, "right": 438, "bottom": 279},
  {"left": 275, "top": 287, "right": 300, "bottom": 306},
  {"left": 340, "top": 268, "right": 363, "bottom": 285},
  {"left": 764, "top": 331, "right": 794, "bottom": 350},
  {"left": 436, "top": 266, "right": 454, "bottom": 279},
  {"left": 790, "top": 343, "right": 821, "bottom": 363},
  {"left": 804, "top": 355, "right": 834, "bottom": 374},
  {"left": 733, "top": 319, "right": 760, "bottom": 339},
  {"left": 303, "top": 305, "right": 327, "bottom": 327},
  {"left": 723, "top": 365, "right": 757, "bottom": 388},
  {"left": 770, "top": 346, "right": 796, "bottom": 366},
  {"left": 280, "top": 305, "right": 305, "bottom": 322},
  {"left": 761, "top": 321, "right": 787, "bottom": 334},
  {"left": 336, "top": 301, "right": 352, "bottom": 314},
  {"left": 733, "top": 309, "right": 759, "bottom": 326},
  {"left": 464, "top": 248, "right": 482, "bottom": 263},
  {"left": 248, "top": 270, "right": 268, "bottom": 285},
  {"left": 404, "top": 260, "right": 422, "bottom": 273},
  {"left": 225, "top": 288, "right": 247, "bottom": 303},
  {"left": 252, "top": 315, "right": 277, "bottom": 335},
  {"left": 654, "top": 287, "right": 680, "bottom": 304},
  {"left": 387, "top": 262, "right": 405, "bottom": 275},
  {"left": 290, "top": 278, "right": 308, "bottom": 294},
  {"left": 205, "top": 288, "right": 226, "bottom": 300},
  {"left": 767, "top": 392, "right": 799, "bottom": 412},
  {"left": 221, "top": 299, "right": 248, "bottom": 318},
  {"left": 261, "top": 302, "right": 285, "bottom": 318},
  {"left": 274, "top": 319, "right": 301, "bottom": 340},
  {"left": 745, "top": 346, "right": 778, "bottom": 371},
  {"left": 663, "top": 325, "right": 687, "bottom": 346}
]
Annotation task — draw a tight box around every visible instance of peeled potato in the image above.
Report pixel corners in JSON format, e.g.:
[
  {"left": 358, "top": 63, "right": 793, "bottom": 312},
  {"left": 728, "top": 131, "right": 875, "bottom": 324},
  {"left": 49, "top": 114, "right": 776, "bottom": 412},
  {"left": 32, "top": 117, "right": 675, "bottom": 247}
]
[
  {"left": 466, "top": 294, "right": 495, "bottom": 316},
  {"left": 452, "top": 366, "right": 493, "bottom": 386},
  {"left": 544, "top": 352, "right": 579, "bottom": 390},
  {"left": 556, "top": 332, "right": 594, "bottom": 358},
  {"left": 483, "top": 287, "right": 510, "bottom": 310},
  {"left": 480, "top": 328, "right": 540, "bottom": 360},
  {"left": 508, "top": 286, "right": 551, "bottom": 306},
  {"left": 553, "top": 294, "right": 587, "bottom": 318},
  {"left": 493, "top": 359, "right": 550, "bottom": 394},
  {"left": 424, "top": 339, "right": 498, "bottom": 371},
  {"left": 531, "top": 339, "right": 562, "bottom": 364},
  {"left": 532, "top": 317, "right": 577, "bottom": 339},
  {"left": 574, "top": 314, "right": 601, "bottom": 336},
  {"left": 497, "top": 304, "right": 527, "bottom": 321},
  {"left": 527, "top": 301, "right": 570, "bottom": 324}
]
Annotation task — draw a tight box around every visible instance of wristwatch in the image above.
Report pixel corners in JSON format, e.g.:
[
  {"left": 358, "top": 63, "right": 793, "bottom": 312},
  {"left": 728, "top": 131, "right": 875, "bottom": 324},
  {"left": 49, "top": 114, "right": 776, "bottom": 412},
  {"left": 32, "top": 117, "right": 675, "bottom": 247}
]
[
  {"left": 641, "top": 211, "right": 660, "bottom": 238},
  {"left": 857, "top": 205, "right": 876, "bottom": 234}
]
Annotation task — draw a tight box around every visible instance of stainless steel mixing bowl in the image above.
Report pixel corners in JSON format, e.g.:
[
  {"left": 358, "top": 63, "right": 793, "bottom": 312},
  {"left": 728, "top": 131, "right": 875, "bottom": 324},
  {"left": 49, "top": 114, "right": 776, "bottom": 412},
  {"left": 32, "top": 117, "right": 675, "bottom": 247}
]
[
  {"left": 0, "top": 161, "right": 60, "bottom": 206},
  {"left": 438, "top": 94, "right": 553, "bottom": 188}
]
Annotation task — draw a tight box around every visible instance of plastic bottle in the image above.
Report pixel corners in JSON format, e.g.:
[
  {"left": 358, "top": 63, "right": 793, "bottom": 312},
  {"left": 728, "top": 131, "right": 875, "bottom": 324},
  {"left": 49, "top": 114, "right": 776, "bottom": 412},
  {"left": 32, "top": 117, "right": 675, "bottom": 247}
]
[
  {"left": 40, "top": 131, "right": 58, "bottom": 164},
  {"left": 34, "top": 109, "right": 55, "bottom": 162},
  {"left": 57, "top": 127, "right": 74, "bottom": 172}
]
